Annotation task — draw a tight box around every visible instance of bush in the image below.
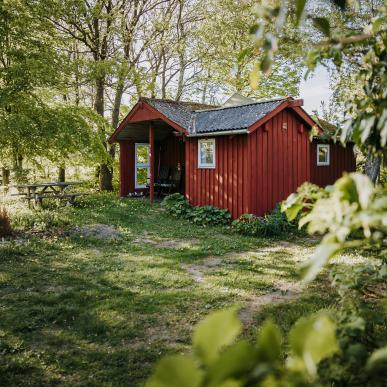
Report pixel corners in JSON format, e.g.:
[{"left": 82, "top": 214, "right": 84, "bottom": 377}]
[
  {"left": 190, "top": 205, "right": 231, "bottom": 226},
  {"left": 162, "top": 194, "right": 231, "bottom": 226},
  {"left": 232, "top": 204, "right": 298, "bottom": 237},
  {"left": 0, "top": 207, "right": 12, "bottom": 237},
  {"left": 230, "top": 213, "right": 261, "bottom": 235},
  {"left": 161, "top": 193, "right": 192, "bottom": 217}
]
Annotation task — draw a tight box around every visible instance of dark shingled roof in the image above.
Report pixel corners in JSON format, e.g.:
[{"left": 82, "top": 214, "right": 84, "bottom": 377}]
[
  {"left": 191, "top": 99, "right": 285, "bottom": 133},
  {"left": 142, "top": 97, "right": 287, "bottom": 135},
  {"left": 142, "top": 98, "right": 217, "bottom": 131}
]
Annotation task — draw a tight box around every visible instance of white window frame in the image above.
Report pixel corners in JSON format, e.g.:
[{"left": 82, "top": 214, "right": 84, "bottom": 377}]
[
  {"left": 135, "top": 143, "right": 150, "bottom": 188},
  {"left": 317, "top": 144, "right": 330, "bottom": 166},
  {"left": 198, "top": 138, "right": 216, "bottom": 169}
]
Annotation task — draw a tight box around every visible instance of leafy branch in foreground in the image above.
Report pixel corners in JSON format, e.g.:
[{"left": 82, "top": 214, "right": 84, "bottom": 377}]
[
  {"left": 147, "top": 307, "right": 339, "bottom": 387},
  {"left": 282, "top": 173, "right": 387, "bottom": 282}
]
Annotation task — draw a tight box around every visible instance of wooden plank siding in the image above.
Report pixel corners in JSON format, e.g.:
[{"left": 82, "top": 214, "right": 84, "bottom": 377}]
[
  {"left": 310, "top": 141, "right": 356, "bottom": 187},
  {"left": 248, "top": 108, "right": 311, "bottom": 216},
  {"left": 184, "top": 135, "right": 249, "bottom": 219},
  {"left": 119, "top": 141, "right": 135, "bottom": 196}
]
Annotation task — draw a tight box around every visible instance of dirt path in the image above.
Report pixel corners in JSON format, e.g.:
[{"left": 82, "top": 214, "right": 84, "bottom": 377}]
[{"left": 181, "top": 244, "right": 305, "bottom": 325}]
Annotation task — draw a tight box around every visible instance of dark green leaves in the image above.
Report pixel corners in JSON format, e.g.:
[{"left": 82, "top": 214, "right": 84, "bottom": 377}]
[
  {"left": 330, "top": 0, "right": 347, "bottom": 10},
  {"left": 313, "top": 17, "right": 331, "bottom": 36}
]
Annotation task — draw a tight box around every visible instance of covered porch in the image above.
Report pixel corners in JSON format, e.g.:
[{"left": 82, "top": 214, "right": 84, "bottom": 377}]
[{"left": 116, "top": 119, "right": 185, "bottom": 202}]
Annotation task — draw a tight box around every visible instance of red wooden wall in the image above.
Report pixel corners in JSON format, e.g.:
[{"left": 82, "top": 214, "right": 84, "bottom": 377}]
[
  {"left": 185, "top": 135, "right": 249, "bottom": 219},
  {"left": 119, "top": 141, "right": 135, "bottom": 196},
  {"left": 310, "top": 141, "right": 356, "bottom": 187},
  {"left": 248, "top": 108, "right": 311, "bottom": 216}
]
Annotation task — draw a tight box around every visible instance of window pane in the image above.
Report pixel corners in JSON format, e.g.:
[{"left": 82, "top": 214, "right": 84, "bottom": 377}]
[
  {"left": 136, "top": 145, "right": 149, "bottom": 164},
  {"left": 136, "top": 167, "right": 149, "bottom": 187},
  {"left": 200, "top": 141, "right": 214, "bottom": 164},
  {"left": 318, "top": 146, "right": 328, "bottom": 163}
]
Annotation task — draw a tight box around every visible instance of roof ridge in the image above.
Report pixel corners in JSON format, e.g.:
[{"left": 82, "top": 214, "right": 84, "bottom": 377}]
[
  {"left": 140, "top": 97, "right": 217, "bottom": 110},
  {"left": 194, "top": 96, "right": 291, "bottom": 113}
]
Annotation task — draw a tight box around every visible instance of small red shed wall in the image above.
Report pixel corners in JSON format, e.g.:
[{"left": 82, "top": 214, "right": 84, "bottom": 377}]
[
  {"left": 119, "top": 141, "right": 135, "bottom": 196},
  {"left": 248, "top": 108, "right": 311, "bottom": 216},
  {"left": 185, "top": 135, "right": 249, "bottom": 219},
  {"left": 310, "top": 142, "right": 356, "bottom": 187}
]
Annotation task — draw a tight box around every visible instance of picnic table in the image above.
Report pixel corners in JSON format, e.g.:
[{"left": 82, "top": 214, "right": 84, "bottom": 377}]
[{"left": 13, "top": 181, "right": 84, "bottom": 207}]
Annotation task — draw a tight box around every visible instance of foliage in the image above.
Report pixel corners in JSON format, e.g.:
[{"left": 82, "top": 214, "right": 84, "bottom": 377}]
[
  {"left": 231, "top": 205, "right": 298, "bottom": 237},
  {"left": 162, "top": 193, "right": 193, "bottom": 218},
  {"left": 0, "top": 207, "right": 12, "bottom": 237},
  {"left": 282, "top": 173, "right": 386, "bottom": 281},
  {"left": 189, "top": 206, "right": 231, "bottom": 226},
  {"left": 162, "top": 194, "right": 231, "bottom": 226},
  {"left": 282, "top": 182, "right": 329, "bottom": 222},
  {"left": 147, "top": 307, "right": 340, "bottom": 387}
]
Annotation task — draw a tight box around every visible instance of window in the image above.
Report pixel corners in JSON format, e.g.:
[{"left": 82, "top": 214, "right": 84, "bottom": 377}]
[
  {"left": 317, "top": 144, "right": 330, "bottom": 166},
  {"left": 198, "top": 139, "right": 216, "bottom": 168},
  {"left": 135, "top": 143, "right": 150, "bottom": 188}
]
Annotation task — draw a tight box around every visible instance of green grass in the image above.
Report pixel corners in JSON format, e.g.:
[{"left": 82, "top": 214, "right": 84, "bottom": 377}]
[{"left": 0, "top": 194, "right": 339, "bottom": 386}]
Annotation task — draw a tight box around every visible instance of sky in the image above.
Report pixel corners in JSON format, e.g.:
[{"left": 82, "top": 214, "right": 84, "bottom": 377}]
[{"left": 299, "top": 65, "right": 332, "bottom": 115}]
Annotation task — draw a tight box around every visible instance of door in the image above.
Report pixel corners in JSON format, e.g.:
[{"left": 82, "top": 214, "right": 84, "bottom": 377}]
[{"left": 135, "top": 143, "right": 150, "bottom": 189}]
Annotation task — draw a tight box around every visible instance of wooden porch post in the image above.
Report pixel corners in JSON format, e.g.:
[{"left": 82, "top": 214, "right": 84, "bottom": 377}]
[{"left": 149, "top": 122, "right": 155, "bottom": 203}]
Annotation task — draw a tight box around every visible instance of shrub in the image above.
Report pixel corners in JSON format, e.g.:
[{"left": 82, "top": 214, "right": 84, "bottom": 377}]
[
  {"left": 162, "top": 194, "right": 231, "bottom": 226},
  {"left": 0, "top": 207, "right": 12, "bottom": 237},
  {"left": 190, "top": 205, "right": 231, "bottom": 226},
  {"left": 231, "top": 213, "right": 261, "bottom": 235},
  {"left": 232, "top": 204, "right": 298, "bottom": 237},
  {"left": 161, "top": 193, "right": 192, "bottom": 217}
]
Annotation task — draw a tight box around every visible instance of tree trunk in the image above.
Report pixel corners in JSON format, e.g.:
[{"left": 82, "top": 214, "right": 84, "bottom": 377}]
[
  {"left": 364, "top": 153, "right": 381, "bottom": 184},
  {"left": 12, "top": 153, "right": 25, "bottom": 183},
  {"left": 99, "top": 163, "right": 113, "bottom": 191},
  {"left": 94, "top": 76, "right": 113, "bottom": 191},
  {"left": 1, "top": 167, "right": 10, "bottom": 186},
  {"left": 58, "top": 166, "right": 66, "bottom": 182}
]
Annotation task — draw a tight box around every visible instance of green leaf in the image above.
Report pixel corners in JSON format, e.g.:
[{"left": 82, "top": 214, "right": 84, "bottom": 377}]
[
  {"left": 146, "top": 355, "right": 202, "bottom": 387},
  {"left": 313, "top": 17, "right": 331, "bottom": 36},
  {"left": 366, "top": 346, "right": 387, "bottom": 370},
  {"left": 289, "top": 314, "right": 339, "bottom": 376},
  {"left": 207, "top": 341, "right": 256, "bottom": 384},
  {"left": 335, "top": 173, "right": 373, "bottom": 209},
  {"left": 281, "top": 193, "right": 302, "bottom": 221},
  {"left": 350, "top": 173, "right": 373, "bottom": 209},
  {"left": 193, "top": 307, "right": 241, "bottom": 365},
  {"left": 256, "top": 320, "right": 282, "bottom": 362},
  {"left": 295, "top": 0, "right": 307, "bottom": 25},
  {"left": 301, "top": 236, "right": 341, "bottom": 282}
]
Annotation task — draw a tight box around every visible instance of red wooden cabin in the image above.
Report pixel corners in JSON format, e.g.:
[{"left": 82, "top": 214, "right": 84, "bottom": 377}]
[{"left": 109, "top": 96, "right": 356, "bottom": 219}]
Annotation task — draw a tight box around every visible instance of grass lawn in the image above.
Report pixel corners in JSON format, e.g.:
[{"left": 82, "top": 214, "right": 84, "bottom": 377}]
[{"left": 0, "top": 194, "right": 346, "bottom": 386}]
